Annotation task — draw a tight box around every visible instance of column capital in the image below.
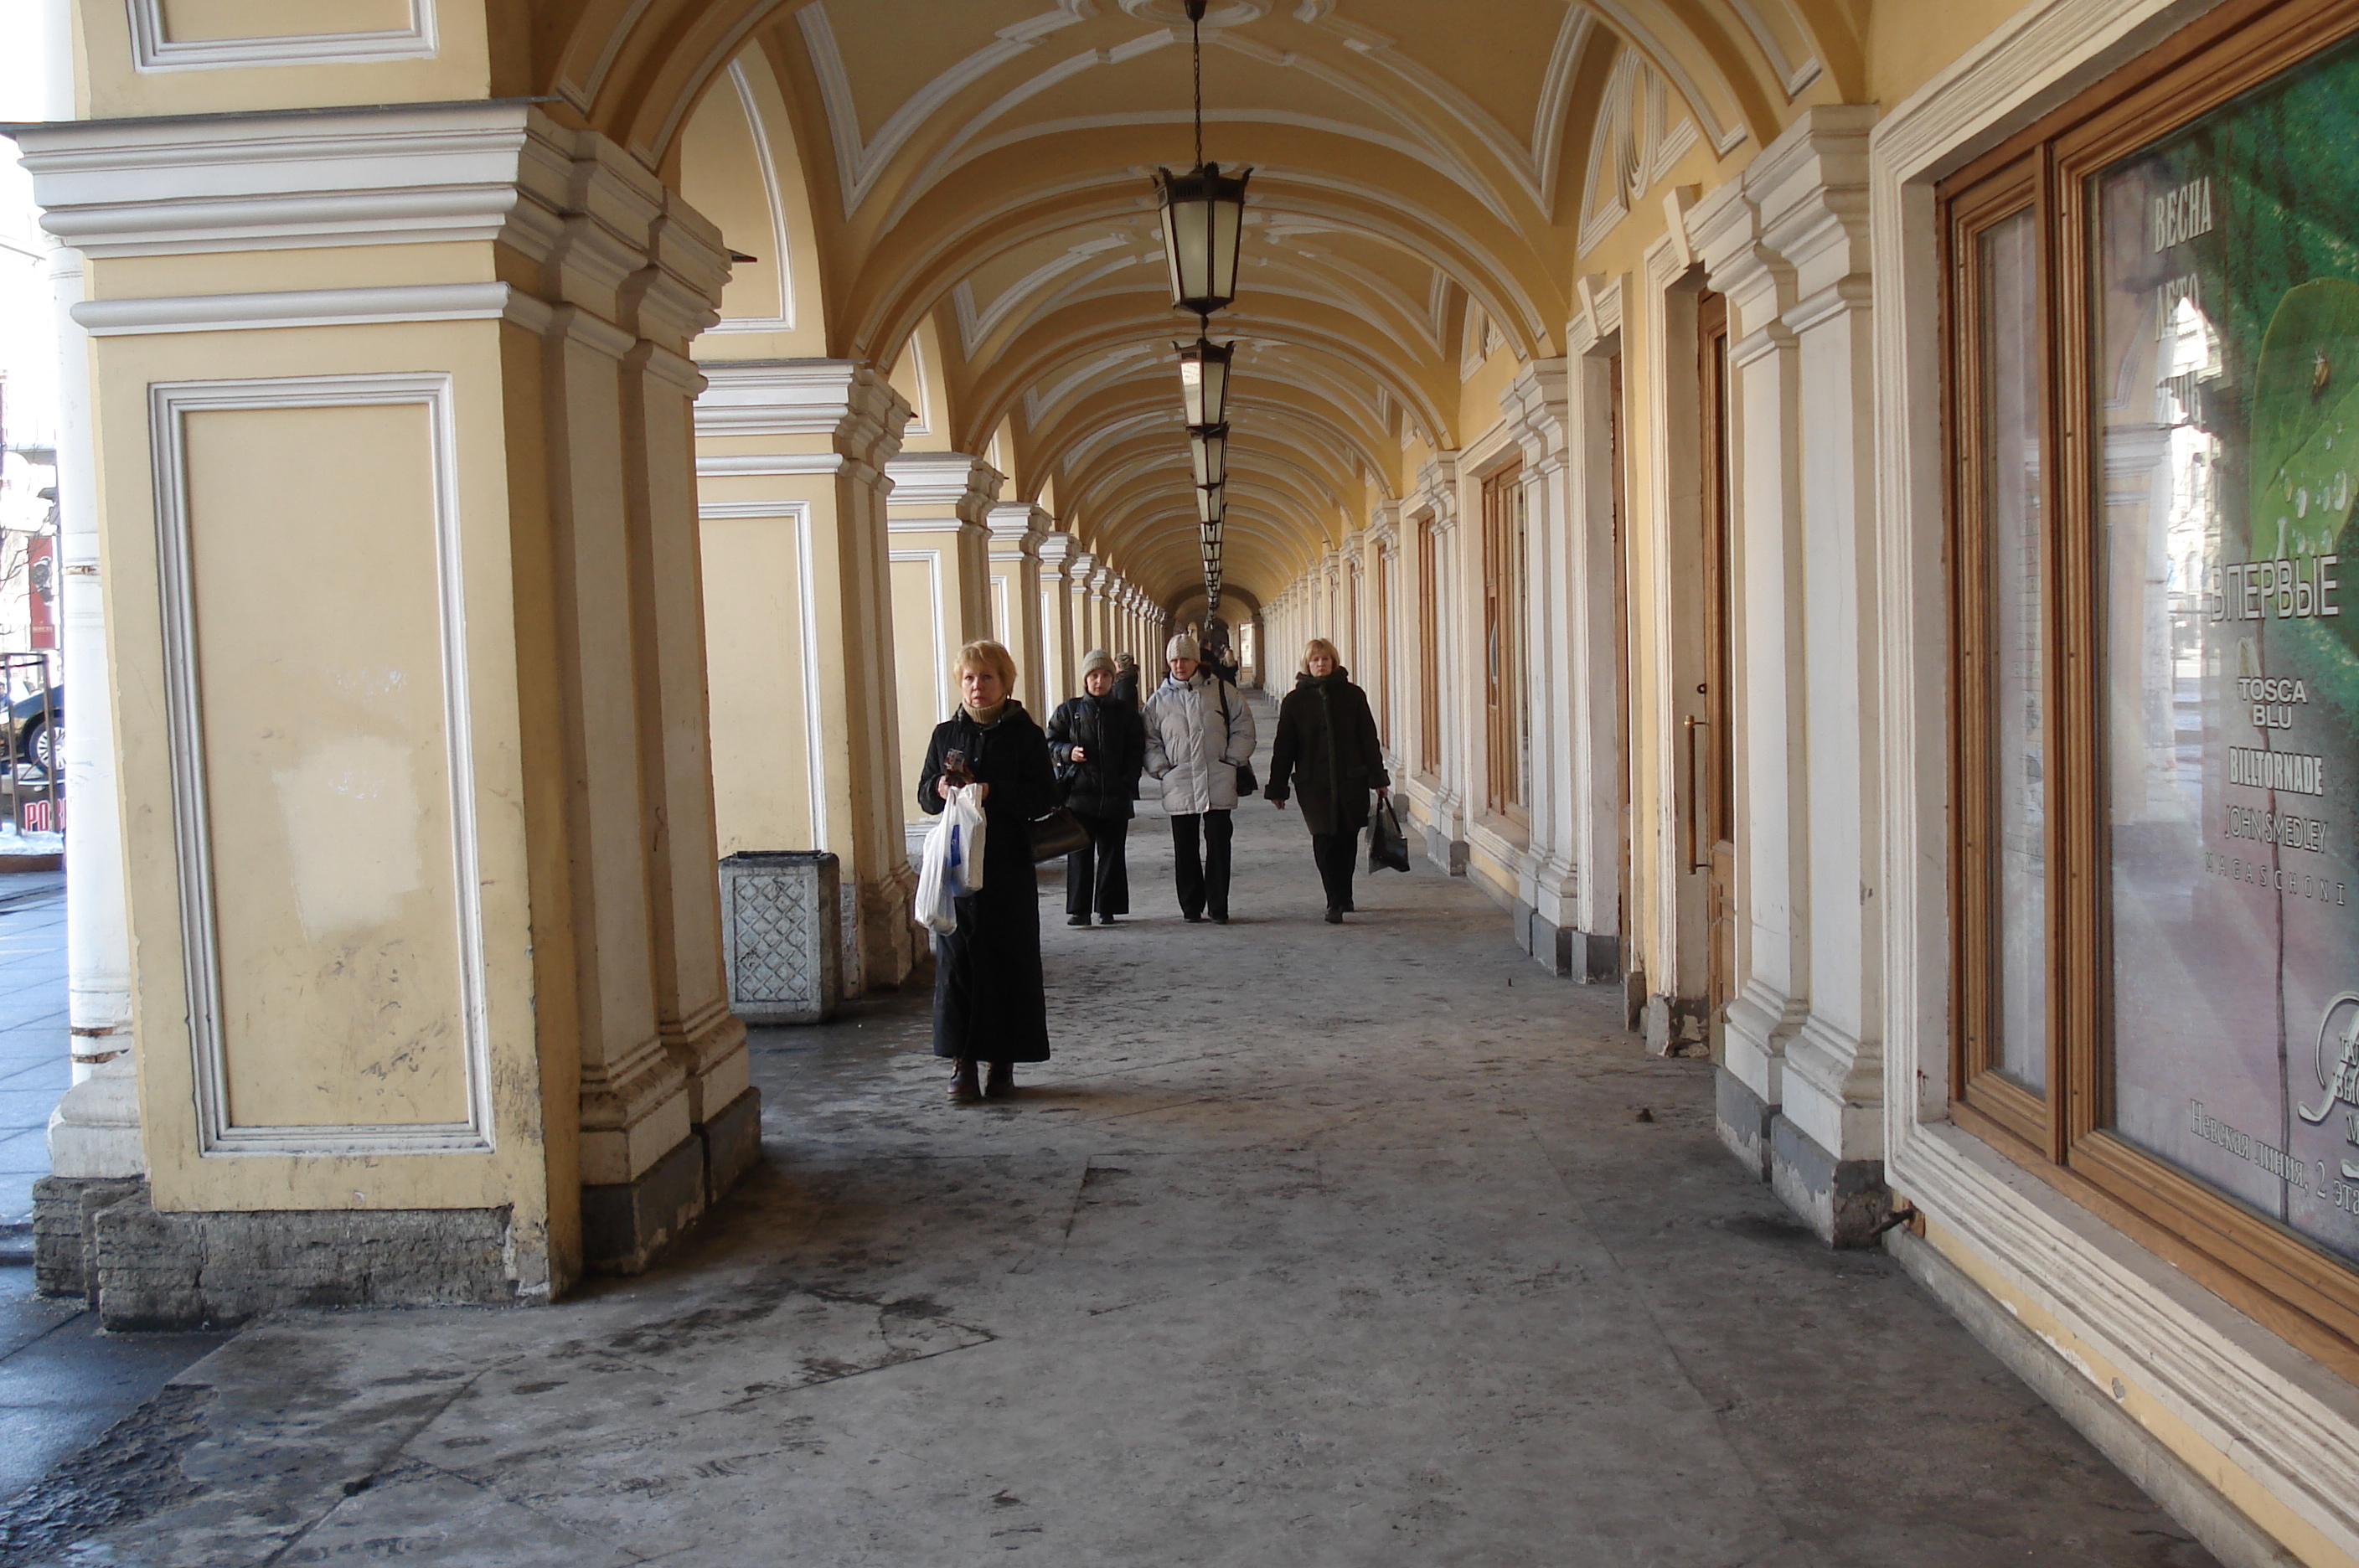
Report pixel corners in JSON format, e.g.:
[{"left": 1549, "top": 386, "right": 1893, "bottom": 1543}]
[
  {"left": 694, "top": 359, "right": 911, "bottom": 482},
  {"left": 1037, "top": 530, "right": 1077, "bottom": 576},
  {"left": 1750, "top": 104, "right": 1876, "bottom": 313},
  {"left": 985, "top": 501, "right": 1049, "bottom": 558},
  {"left": 885, "top": 451, "right": 1004, "bottom": 529},
  {"left": 1415, "top": 451, "right": 1460, "bottom": 531},
  {"left": 1501, "top": 358, "right": 1570, "bottom": 469},
  {"left": 1067, "top": 551, "right": 1099, "bottom": 585}
]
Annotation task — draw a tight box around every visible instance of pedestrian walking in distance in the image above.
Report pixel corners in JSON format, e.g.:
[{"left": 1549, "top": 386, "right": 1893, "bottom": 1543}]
[
  {"left": 917, "top": 640, "right": 1056, "bottom": 1101},
  {"left": 1111, "top": 651, "right": 1143, "bottom": 710},
  {"left": 1266, "top": 637, "right": 1389, "bottom": 923},
  {"left": 1046, "top": 648, "right": 1147, "bottom": 926},
  {"left": 1143, "top": 632, "right": 1257, "bottom": 923}
]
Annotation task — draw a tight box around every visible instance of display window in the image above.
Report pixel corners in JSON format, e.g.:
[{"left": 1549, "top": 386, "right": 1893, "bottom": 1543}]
[{"left": 1947, "top": 0, "right": 2359, "bottom": 1367}]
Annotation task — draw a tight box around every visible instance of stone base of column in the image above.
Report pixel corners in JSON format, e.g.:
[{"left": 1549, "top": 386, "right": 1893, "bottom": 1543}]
[
  {"left": 1715, "top": 1066, "right": 1777, "bottom": 1182},
  {"left": 34, "top": 1178, "right": 535, "bottom": 1328},
  {"left": 1516, "top": 908, "right": 1620, "bottom": 983},
  {"left": 582, "top": 1133, "right": 707, "bottom": 1276},
  {"left": 581, "top": 1083, "right": 765, "bottom": 1277},
  {"left": 1643, "top": 994, "right": 1710, "bottom": 1058},
  {"left": 1768, "top": 1113, "right": 1891, "bottom": 1246},
  {"left": 1422, "top": 824, "right": 1469, "bottom": 876},
  {"left": 855, "top": 864, "right": 922, "bottom": 993},
  {"left": 30, "top": 1173, "right": 145, "bottom": 1302}
]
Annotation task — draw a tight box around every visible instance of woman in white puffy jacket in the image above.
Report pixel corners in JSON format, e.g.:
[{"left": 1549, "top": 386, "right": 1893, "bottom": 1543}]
[{"left": 1143, "top": 632, "right": 1257, "bottom": 923}]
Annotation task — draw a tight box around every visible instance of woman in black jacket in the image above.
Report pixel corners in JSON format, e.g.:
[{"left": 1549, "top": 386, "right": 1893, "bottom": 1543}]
[
  {"left": 1045, "top": 648, "right": 1148, "bottom": 926},
  {"left": 1265, "top": 637, "right": 1390, "bottom": 923},
  {"left": 917, "top": 640, "right": 1056, "bottom": 1101}
]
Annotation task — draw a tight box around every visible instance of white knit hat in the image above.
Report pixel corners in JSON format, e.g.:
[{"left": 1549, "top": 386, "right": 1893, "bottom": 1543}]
[{"left": 1166, "top": 632, "right": 1200, "bottom": 663}]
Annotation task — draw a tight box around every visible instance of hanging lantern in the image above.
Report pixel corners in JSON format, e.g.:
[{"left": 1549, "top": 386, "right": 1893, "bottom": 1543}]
[
  {"left": 1196, "top": 483, "right": 1224, "bottom": 526},
  {"left": 1155, "top": 163, "right": 1252, "bottom": 317},
  {"left": 1177, "top": 338, "right": 1234, "bottom": 429},
  {"left": 1190, "top": 426, "right": 1228, "bottom": 491}
]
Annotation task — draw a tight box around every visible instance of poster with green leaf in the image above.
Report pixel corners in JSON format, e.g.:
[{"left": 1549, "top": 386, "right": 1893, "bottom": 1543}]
[{"left": 2098, "top": 37, "right": 2359, "bottom": 1266}]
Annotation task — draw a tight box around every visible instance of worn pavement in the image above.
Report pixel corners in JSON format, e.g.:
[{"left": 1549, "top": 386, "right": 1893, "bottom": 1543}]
[{"left": 0, "top": 697, "right": 2214, "bottom": 1565}]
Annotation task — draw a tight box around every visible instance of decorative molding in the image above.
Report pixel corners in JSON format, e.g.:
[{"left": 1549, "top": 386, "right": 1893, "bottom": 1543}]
[
  {"left": 14, "top": 101, "right": 573, "bottom": 260},
  {"left": 73, "top": 281, "right": 538, "bottom": 337},
  {"left": 700, "top": 501, "right": 830, "bottom": 853},
  {"left": 704, "top": 59, "right": 798, "bottom": 336},
  {"left": 798, "top": 0, "right": 1095, "bottom": 218},
  {"left": 885, "top": 451, "right": 1004, "bottom": 515},
  {"left": 148, "top": 373, "right": 490, "bottom": 1157},
  {"left": 126, "top": 0, "right": 437, "bottom": 72},
  {"left": 1870, "top": 1, "right": 2359, "bottom": 1561}
]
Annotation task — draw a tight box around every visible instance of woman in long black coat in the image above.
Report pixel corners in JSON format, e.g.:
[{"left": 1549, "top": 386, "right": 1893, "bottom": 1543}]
[
  {"left": 1265, "top": 637, "right": 1390, "bottom": 923},
  {"left": 917, "top": 640, "right": 1056, "bottom": 1101},
  {"left": 1045, "top": 648, "right": 1148, "bottom": 926}
]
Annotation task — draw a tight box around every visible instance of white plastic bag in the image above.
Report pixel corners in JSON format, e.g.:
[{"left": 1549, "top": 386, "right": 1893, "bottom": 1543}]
[{"left": 914, "top": 783, "right": 989, "bottom": 934}]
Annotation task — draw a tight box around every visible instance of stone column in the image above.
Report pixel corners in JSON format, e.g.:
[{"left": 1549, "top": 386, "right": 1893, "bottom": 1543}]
[
  {"left": 1752, "top": 106, "right": 1885, "bottom": 1243},
  {"left": 17, "top": 102, "right": 756, "bottom": 1318},
  {"left": 1502, "top": 361, "right": 1582, "bottom": 976},
  {"left": 885, "top": 451, "right": 1001, "bottom": 828},
  {"left": 1692, "top": 165, "right": 1811, "bottom": 1182},
  {"left": 1087, "top": 565, "right": 1115, "bottom": 658},
  {"left": 1417, "top": 455, "right": 1468, "bottom": 874},
  {"left": 1567, "top": 278, "right": 1632, "bottom": 991},
  {"left": 1036, "top": 531, "right": 1078, "bottom": 712},
  {"left": 695, "top": 360, "right": 918, "bottom": 999},
  {"left": 985, "top": 502, "right": 1047, "bottom": 711},
  {"left": 41, "top": 232, "right": 143, "bottom": 1205},
  {"left": 1067, "top": 552, "right": 1097, "bottom": 671}
]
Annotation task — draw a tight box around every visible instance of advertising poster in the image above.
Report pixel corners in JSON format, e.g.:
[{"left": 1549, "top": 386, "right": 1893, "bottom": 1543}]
[{"left": 2097, "top": 34, "right": 2359, "bottom": 1265}]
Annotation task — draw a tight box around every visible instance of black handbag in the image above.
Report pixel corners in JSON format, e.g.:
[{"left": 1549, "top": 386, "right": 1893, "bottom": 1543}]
[
  {"left": 1029, "top": 807, "right": 1092, "bottom": 863},
  {"left": 1218, "top": 682, "right": 1258, "bottom": 797},
  {"left": 1369, "top": 796, "right": 1412, "bottom": 874}
]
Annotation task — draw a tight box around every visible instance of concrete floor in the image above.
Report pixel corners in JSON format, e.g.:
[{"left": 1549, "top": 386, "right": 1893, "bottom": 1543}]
[{"left": 0, "top": 701, "right": 2217, "bottom": 1565}]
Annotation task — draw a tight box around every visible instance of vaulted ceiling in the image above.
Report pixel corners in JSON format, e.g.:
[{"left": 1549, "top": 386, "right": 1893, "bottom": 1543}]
[{"left": 536, "top": 0, "right": 1866, "bottom": 605}]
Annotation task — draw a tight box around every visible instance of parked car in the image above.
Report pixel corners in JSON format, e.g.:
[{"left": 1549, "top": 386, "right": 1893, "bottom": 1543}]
[{"left": 9, "top": 685, "right": 61, "bottom": 775}]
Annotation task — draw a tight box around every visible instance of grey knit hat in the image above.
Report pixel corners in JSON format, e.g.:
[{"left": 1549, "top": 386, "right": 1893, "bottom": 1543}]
[{"left": 1080, "top": 648, "right": 1116, "bottom": 678}]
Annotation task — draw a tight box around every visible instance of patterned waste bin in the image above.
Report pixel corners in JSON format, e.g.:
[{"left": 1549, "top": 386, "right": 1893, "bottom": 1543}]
[{"left": 718, "top": 850, "right": 842, "bottom": 1024}]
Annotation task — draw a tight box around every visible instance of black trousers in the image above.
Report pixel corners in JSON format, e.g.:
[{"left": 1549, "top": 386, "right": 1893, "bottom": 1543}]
[
  {"left": 1169, "top": 810, "right": 1234, "bottom": 919},
  {"left": 1312, "top": 829, "right": 1358, "bottom": 911},
  {"left": 1066, "top": 815, "right": 1130, "bottom": 916}
]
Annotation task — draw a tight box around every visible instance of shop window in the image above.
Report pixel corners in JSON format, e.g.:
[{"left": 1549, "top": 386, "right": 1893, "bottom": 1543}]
[{"left": 1946, "top": 0, "right": 2359, "bottom": 1363}]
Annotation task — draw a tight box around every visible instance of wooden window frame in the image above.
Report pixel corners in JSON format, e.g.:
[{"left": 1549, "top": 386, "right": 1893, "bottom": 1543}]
[
  {"left": 1417, "top": 516, "right": 1441, "bottom": 777},
  {"left": 1942, "top": 0, "right": 2359, "bottom": 1373},
  {"left": 1481, "top": 462, "right": 1529, "bottom": 823}
]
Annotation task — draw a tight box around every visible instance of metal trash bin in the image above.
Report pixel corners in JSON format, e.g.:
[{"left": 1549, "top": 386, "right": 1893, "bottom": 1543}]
[{"left": 718, "top": 850, "right": 842, "bottom": 1024}]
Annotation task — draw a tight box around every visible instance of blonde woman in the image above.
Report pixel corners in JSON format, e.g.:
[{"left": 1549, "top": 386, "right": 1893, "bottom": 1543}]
[
  {"left": 1266, "top": 637, "right": 1388, "bottom": 922},
  {"left": 916, "top": 641, "right": 1056, "bottom": 1101}
]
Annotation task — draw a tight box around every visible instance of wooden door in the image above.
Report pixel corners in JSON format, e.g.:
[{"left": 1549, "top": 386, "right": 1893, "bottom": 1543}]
[
  {"left": 1697, "top": 293, "right": 1737, "bottom": 1030},
  {"left": 1609, "top": 352, "right": 1640, "bottom": 1025}
]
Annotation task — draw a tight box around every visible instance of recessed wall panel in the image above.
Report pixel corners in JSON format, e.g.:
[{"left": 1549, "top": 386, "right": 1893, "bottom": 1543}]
[
  {"left": 179, "top": 400, "right": 472, "bottom": 1135},
  {"left": 156, "top": 0, "right": 416, "bottom": 42}
]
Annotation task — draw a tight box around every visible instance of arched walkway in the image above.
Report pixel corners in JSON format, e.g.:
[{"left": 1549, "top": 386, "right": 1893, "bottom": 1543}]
[{"left": 11, "top": 699, "right": 2212, "bottom": 1566}]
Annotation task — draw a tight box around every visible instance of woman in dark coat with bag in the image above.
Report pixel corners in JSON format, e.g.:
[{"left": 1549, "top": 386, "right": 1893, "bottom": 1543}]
[
  {"left": 1045, "top": 648, "right": 1147, "bottom": 926},
  {"left": 1265, "top": 637, "right": 1390, "bottom": 924},
  {"left": 917, "top": 639, "right": 1056, "bottom": 1101}
]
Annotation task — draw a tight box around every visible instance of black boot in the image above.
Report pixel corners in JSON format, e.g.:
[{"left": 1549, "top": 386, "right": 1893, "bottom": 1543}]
[
  {"left": 983, "top": 1061, "right": 1015, "bottom": 1100},
  {"left": 949, "top": 1059, "right": 982, "bottom": 1101}
]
